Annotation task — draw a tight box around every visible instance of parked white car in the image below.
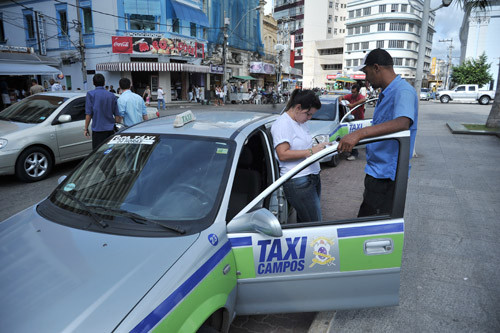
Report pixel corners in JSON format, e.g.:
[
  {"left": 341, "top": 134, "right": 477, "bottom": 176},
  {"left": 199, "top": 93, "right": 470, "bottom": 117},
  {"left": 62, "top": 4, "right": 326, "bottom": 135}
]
[{"left": 437, "top": 84, "right": 495, "bottom": 105}]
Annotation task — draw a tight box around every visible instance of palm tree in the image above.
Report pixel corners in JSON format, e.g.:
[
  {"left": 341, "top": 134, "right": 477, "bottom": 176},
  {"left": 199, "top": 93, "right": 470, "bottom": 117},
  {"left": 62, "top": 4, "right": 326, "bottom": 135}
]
[{"left": 457, "top": 0, "right": 499, "bottom": 128}]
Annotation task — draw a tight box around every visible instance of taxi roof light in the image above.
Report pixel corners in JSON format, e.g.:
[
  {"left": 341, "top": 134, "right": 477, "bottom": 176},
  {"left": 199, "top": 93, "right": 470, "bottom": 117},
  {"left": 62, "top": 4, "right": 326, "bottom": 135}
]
[{"left": 173, "top": 110, "right": 196, "bottom": 128}]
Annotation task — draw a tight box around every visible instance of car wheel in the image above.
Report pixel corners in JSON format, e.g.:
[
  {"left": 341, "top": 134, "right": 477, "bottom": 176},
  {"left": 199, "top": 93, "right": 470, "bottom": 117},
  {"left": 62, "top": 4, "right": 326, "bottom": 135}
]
[
  {"left": 440, "top": 95, "right": 450, "bottom": 103},
  {"left": 15, "top": 146, "right": 53, "bottom": 182},
  {"left": 325, "top": 153, "right": 340, "bottom": 167},
  {"left": 479, "top": 96, "right": 490, "bottom": 105}
]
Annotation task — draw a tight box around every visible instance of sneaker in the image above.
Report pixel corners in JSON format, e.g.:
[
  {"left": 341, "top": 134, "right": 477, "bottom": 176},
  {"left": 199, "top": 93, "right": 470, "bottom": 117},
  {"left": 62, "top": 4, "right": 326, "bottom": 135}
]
[{"left": 346, "top": 155, "right": 356, "bottom": 161}]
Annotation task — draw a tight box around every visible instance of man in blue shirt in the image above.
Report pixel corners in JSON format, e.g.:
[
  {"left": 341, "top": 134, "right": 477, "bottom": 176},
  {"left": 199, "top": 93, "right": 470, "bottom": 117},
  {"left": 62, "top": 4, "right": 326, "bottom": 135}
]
[
  {"left": 117, "top": 78, "right": 147, "bottom": 127},
  {"left": 338, "top": 48, "right": 418, "bottom": 217},
  {"left": 84, "top": 74, "right": 121, "bottom": 149}
]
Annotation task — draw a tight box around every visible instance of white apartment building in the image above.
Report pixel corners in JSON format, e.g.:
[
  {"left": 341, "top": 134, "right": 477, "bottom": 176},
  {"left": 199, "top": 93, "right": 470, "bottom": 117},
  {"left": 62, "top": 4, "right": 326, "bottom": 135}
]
[
  {"left": 462, "top": 1, "right": 500, "bottom": 90},
  {"left": 273, "top": 0, "right": 347, "bottom": 88},
  {"left": 344, "top": 0, "right": 435, "bottom": 83}
]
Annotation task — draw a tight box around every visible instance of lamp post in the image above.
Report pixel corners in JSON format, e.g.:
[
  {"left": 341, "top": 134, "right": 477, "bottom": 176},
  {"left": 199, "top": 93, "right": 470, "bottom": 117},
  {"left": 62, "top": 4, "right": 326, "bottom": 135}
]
[
  {"left": 222, "top": 5, "right": 261, "bottom": 88},
  {"left": 439, "top": 38, "right": 453, "bottom": 89},
  {"left": 409, "top": 0, "right": 452, "bottom": 96}
]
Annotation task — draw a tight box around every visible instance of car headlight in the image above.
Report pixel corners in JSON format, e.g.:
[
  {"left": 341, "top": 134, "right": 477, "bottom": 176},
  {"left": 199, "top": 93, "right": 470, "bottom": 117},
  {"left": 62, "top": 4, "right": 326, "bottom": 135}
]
[
  {"left": 0, "top": 138, "right": 7, "bottom": 149},
  {"left": 312, "top": 134, "right": 329, "bottom": 146}
]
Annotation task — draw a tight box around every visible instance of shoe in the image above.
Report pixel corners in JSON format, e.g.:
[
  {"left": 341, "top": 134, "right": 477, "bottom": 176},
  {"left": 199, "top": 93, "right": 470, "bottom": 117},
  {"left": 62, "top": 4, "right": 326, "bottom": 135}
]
[{"left": 346, "top": 155, "right": 356, "bottom": 161}]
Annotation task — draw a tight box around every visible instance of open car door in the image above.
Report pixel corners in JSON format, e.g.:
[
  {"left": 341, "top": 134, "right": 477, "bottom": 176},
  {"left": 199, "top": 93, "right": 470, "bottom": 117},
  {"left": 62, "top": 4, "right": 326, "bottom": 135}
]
[{"left": 227, "top": 130, "right": 410, "bottom": 315}]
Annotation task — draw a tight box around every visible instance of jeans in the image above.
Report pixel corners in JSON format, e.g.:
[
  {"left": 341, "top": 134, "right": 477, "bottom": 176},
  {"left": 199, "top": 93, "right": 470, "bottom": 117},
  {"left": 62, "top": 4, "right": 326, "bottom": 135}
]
[
  {"left": 157, "top": 98, "right": 165, "bottom": 110},
  {"left": 283, "top": 174, "right": 322, "bottom": 223}
]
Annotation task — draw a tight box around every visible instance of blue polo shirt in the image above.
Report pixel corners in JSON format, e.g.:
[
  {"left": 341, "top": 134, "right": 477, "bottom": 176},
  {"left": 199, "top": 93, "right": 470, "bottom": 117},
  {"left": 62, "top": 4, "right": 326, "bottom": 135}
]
[
  {"left": 85, "top": 86, "right": 119, "bottom": 131},
  {"left": 365, "top": 75, "right": 418, "bottom": 181}
]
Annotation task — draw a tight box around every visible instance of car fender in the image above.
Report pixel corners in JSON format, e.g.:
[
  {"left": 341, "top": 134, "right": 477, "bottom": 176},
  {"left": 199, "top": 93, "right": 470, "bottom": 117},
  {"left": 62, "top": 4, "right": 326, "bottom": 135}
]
[{"left": 178, "top": 294, "right": 230, "bottom": 332}]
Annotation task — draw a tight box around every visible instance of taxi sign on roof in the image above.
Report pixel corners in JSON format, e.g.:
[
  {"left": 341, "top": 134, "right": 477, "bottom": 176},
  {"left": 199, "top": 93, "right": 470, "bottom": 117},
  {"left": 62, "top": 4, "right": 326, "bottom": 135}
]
[{"left": 174, "top": 110, "right": 196, "bottom": 128}]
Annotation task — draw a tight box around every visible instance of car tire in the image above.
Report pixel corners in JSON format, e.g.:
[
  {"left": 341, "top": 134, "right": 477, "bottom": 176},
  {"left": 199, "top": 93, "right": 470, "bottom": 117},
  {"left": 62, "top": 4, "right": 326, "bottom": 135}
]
[
  {"left": 325, "top": 153, "right": 340, "bottom": 167},
  {"left": 440, "top": 95, "right": 450, "bottom": 103},
  {"left": 15, "top": 146, "right": 53, "bottom": 182},
  {"left": 479, "top": 96, "right": 490, "bottom": 105}
]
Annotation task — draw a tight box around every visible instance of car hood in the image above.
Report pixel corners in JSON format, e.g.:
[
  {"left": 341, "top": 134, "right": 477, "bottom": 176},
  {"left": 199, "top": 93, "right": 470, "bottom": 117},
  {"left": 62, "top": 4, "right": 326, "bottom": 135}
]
[
  {"left": 0, "top": 206, "right": 199, "bottom": 333},
  {"left": 0, "top": 119, "right": 37, "bottom": 136},
  {"left": 308, "top": 120, "right": 338, "bottom": 137}
]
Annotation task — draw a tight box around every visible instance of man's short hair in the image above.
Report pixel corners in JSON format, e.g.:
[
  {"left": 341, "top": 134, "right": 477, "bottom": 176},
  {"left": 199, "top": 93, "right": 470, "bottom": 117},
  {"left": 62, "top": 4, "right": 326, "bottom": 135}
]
[
  {"left": 119, "top": 78, "right": 131, "bottom": 90},
  {"left": 355, "top": 48, "right": 394, "bottom": 71},
  {"left": 351, "top": 83, "right": 361, "bottom": 92},
  {"left": 93, "top": 74, "right": 105, "bottom": 87},
  {"left": 49, "top": 78, "right": 55, "bottom": 84},
  {"left": 31, "top": 79, "right": 38, "bottom": 84}
]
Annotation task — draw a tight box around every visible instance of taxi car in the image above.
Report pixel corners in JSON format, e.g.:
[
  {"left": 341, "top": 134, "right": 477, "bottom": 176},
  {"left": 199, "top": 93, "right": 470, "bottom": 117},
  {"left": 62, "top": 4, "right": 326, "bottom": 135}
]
[
  {"left": 0, "top": 92, "right": 158, "bottom": 182},
  {"left": 308, "top": 96, "right": 375, "bottom": 167},
  {"left": 0, "top": 110, "right": 411, "bottom": 332}
]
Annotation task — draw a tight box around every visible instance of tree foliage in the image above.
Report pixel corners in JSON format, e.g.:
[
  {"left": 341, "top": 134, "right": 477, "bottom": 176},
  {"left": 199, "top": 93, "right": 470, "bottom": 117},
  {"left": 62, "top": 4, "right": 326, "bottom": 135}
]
[{"left": 450, "top": 53, "right": 493, "bottom": 87}]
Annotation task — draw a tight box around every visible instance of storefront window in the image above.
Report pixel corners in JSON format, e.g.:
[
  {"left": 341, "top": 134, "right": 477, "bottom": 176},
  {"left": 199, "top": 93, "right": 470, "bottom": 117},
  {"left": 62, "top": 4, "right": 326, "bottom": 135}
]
[{"left": 129, "top": 14, "right": 157, "bottom": 31}]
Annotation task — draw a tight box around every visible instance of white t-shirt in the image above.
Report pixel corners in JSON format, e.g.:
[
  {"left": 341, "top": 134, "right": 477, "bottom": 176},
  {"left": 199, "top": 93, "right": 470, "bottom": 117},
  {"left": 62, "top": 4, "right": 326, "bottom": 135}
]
[
  {"left": 157, "top": 88, "right": 164, "bottom": 100},
  {"left": 51, "top": 83, "right": 62, "bottom": 91},
  {"left": 271, "top": 112, "right": 320, "bottom": 178},
  {"left": 360, "top": 86, "right": 367, "bottom": 97}
]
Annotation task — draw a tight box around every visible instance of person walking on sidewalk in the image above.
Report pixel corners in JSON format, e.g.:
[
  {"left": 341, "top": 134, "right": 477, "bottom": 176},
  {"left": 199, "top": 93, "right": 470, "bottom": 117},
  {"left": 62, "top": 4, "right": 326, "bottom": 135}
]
[
  {"left": 338, "top": 83, "right": 366, "bottom": 160},
  {"left": 157, "top": 86, "right": 165, "bottom": 110},
  {"left": 84, "top": 74, "right": 121, "bottom": 149},
  {"left": 29, "top": 79, "right": 44, "bottom": 95},
  {"left": 117, "top": 78, "right": 147, "bottom": 127},
  {"left": 142, "top": 86, "right": 151, "bottom": 106},
  {"left": 338, "top": 48, "right": 418, "bottom": 217}
]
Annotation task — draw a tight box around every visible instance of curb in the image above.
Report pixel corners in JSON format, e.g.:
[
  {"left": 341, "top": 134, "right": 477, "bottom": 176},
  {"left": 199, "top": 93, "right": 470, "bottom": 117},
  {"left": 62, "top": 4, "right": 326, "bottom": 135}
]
[
  {"left": 446, "top": 122, "right": 500, "bottom": 137},
  {"left": 308, "top": 311, "right": 336, "bottom": 333}
]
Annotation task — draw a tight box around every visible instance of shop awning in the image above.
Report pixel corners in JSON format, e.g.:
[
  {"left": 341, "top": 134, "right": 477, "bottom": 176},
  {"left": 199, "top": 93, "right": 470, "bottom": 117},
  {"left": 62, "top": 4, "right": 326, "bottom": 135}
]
[
  {"left": 96, "top": 62, "right": 210, "bottom": 73},
  {"left": 232, "top": 75, "right": 257, "bottom": 80},
  {"left": 171, "top": 1, "right": 209, "bottom": 27},
  {"left": 0, "top": 63, "right": 61, "bottom": 75}
]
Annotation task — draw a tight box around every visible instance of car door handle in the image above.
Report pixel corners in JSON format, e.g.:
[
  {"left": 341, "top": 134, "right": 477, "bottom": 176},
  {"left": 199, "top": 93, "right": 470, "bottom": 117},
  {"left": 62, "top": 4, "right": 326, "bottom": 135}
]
[{"left": 364, "top": 239, "right": 393, "bottom": 255}]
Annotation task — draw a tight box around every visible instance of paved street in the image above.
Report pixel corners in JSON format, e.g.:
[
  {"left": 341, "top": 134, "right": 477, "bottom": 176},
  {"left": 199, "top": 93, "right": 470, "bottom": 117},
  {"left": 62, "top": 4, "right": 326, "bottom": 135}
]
[{"left": 1, "top": 101, "right": 498, "bottom": 332}]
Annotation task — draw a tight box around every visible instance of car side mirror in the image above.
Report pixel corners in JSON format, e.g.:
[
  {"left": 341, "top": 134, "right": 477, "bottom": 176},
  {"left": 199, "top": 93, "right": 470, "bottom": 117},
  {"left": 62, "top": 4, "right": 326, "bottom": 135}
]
[
  {"left": 58, "top": 115, "right": 72, "bottom": 123},
  {"left": 345, "top": 114, "right": 355, "bottom": 122},
  {"left": 227, "top": 208, "right": 283, "bottom": 237}
]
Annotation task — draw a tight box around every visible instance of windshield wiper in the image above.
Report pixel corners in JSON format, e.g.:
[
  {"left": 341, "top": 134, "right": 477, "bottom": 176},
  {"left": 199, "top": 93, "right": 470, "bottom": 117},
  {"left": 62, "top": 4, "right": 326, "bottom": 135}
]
[
  {"left": 55, "top": 189, "right": 108, "bottom": 228},
  {"left": 89, "top": 206, "right": 186, "bottom": 234}
]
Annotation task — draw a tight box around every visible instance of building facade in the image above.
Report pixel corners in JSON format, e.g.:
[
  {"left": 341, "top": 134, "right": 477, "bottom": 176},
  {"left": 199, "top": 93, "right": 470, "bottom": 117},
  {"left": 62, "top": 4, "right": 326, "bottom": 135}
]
[
  {"left": 461, "top": 0, "right": 500, "bottom": 90},
  {"left": 344, "top": 0, "right": 435, "bottom": 83},
  {"left": 0, "top": 0, "right": 264, "bottom": 101}
]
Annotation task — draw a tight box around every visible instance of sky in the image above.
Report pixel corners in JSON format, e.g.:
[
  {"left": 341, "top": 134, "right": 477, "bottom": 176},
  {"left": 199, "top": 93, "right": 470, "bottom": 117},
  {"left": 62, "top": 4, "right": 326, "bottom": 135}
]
[{"left": 263, "top": 0, "right": 464, "bottom": 65}]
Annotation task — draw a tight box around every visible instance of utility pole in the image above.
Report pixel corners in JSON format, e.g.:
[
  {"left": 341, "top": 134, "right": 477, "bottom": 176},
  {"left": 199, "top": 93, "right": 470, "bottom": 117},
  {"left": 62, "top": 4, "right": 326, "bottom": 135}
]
[
  {"left": 439, "top": 38, "right": 453, "bottom": 89},
  {"left": 75, "top": 0, "right": 87, "bottom": 90},
  {"left": 222, "top": 13, "right": 229, "bottom": 89}
]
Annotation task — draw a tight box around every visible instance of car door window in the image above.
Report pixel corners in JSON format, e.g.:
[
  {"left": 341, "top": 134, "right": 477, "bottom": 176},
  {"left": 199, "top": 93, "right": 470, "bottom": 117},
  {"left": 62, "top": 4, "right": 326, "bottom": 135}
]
[
  {"left": 456, "top": 86, "right": 465, "bottom": 92},
  {"left": 61, "top": 98, "right": 86, "bottom": 122},
  {"left": 226, "top": 129, "right": 275, "bottom": 221}
]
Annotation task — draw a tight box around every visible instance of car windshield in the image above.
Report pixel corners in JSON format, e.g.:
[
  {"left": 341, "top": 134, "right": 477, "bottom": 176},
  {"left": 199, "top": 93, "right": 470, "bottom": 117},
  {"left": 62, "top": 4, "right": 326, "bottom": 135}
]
[
  {"left": 50, "top": 133, "right": 233, "bottom": 232},
  {"left": 313, "top": 99, "right": 337, "bottom": 121},
  {"left": 0, "top": 95, "right": 66, "bottom": 123}
]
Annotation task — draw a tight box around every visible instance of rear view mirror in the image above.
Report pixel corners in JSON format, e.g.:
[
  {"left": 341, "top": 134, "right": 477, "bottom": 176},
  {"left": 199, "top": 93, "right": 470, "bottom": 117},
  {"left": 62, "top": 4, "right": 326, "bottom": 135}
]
[
  {"left": 227, "top": 208, "right": 283, "bottom": 237},
  {"left": 58, "top": 115, "right": 72, "bottom": 123}
]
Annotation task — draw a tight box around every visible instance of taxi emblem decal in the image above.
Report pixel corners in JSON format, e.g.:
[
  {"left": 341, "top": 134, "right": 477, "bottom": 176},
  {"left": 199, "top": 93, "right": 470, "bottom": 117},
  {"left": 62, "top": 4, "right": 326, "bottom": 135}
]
[
  {"left": 309, "top": 237, "right": 335, "bottom": 267},
  {"left": 208, "top": 234, "right": 218, "bottom": 246}
]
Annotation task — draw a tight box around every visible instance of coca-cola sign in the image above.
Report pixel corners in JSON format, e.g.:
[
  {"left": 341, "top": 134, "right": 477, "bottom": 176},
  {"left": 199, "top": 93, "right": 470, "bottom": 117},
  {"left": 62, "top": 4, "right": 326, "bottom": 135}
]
[
  {"left": 112, "top": 36, "right": 205, "bottom": 58},
  {"left": 112, "top": 36, "right": 133, "bottom": 53}
]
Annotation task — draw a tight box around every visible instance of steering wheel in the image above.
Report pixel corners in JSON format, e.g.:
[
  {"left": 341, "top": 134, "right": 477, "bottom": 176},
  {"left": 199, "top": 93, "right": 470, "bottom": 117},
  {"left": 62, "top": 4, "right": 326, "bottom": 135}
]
[{"left": 168, "top": 183, "right": 212, "bottom": 204}]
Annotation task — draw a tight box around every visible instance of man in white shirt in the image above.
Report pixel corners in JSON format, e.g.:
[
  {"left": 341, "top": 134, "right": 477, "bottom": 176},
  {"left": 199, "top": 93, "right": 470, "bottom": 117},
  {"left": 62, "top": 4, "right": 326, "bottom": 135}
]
[
  {"left": 50, "top": 79, "right": 62, "bottom": 92},
  {"left": 157, "top": 86, "right": 165, "bottom": 110}
]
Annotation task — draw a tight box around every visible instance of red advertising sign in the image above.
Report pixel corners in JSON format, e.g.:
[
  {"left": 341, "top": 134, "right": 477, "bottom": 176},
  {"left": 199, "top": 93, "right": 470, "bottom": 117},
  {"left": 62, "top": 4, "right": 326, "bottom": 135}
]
[
  {"left": 326, "top": 75, "right": 336, "bottom": 80},
  {"left": 112, "top": 36, "right": 133, "bottom": 53},
  {"left": 290, "top": 50, "right": 295, "bottom": 68},
  {"left": 351, "top": 74, "right": 366, "bottom": 79},
  {"left": 112, "top": 36, "right": 205, "bottom": 58}
]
